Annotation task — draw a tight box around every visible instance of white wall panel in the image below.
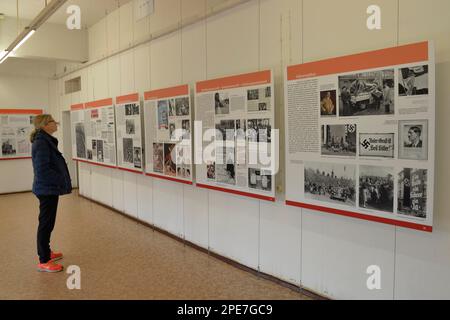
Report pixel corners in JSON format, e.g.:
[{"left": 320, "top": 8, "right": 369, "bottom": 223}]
[
  {"left": 150, "top": 31, "right": 182, "bottom": 89},
  {"left": 150, "top": 0, "right": 181, "bottom": 37},
  {"left": 182, "top": 0, "right": 206, "bottom": 23},
  {"left": 208, "top": 191, "right": 259, "bottom": 268},
  {"left": 79, "top": 162, "right": 92, "bottom": 199},
  {"left": 88, "top": 17, "right": 108, "bottom": 61},
  {"left": 120, "top": 51, "right": 136, "bottom": 95},
  {"left": 90, "top": 166, "right": 113, "bottom": 207},
  {"left": 0, "top": 160, "right": 33, "bottom": 194},
  {"left": 133, "top": 45, "right": 151, "bottom": 93},
  {"left": 206, "top": 0, "right": 259, "bottom": 78},
  {"left": 119, "top": 2, "right": 135, "bottom": 50},
  {"left": 181, "top": 21, "right": 207, "bottom": 84},
  {"left": 183, "top": 185, "right": 209, "bottom": 249},
  {"left": 152, "top": 179, "right": 184, "bottom": 237},
  {"left": 107, "top": 56, "right": 121, "bottom": 98},
  {"left": 133, "top": 5, "right": 151, "bottom": 44},
  {"left": 123, "top": 171, "right": 139, "bottom": 218},
  {"left": 93, "top": 60, "right": 109, "bottom": 100},
  {"left": 260, "top": 200, "right": 301, "bottom": 285},
  {"left": 303, "top": 0, "right": 398, "bottom": 62},
  {"left": 111, "top": 169, "right": 125, "bottom": 212},
  {"left": 107, "top": 9, "right": 121, "bottom": 55},
  {"left": 136, "top": 174, "right": 153, "bottom": 224},
  {"left": 301, "top": 210, "right": 395, "bottom": 299}
]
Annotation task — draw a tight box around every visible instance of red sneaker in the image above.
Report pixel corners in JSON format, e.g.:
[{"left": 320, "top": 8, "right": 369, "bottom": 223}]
[
  {"left": 50, "top": 251, "right": 63, "bottom": 262},
  {"left": 37, "top": 261, "right": 64, "bottom": 273}
]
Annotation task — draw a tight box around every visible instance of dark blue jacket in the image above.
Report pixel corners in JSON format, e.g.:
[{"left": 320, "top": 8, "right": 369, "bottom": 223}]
[{"left": 32, "top": 130, "right": 72, "bottom": 196}]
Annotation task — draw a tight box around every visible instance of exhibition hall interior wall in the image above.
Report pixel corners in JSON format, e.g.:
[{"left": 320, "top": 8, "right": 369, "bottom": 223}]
[{"left": 1, "top": 0, "right": 450, "bottom": 299}]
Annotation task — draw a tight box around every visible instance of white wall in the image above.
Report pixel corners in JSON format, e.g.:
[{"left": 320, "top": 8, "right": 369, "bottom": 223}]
[
  {"left": 54, "top": 0, "right": 450, "bottom": 299},
  {"left": 0, "top": 58, "right": 56, "bottom": 194}
]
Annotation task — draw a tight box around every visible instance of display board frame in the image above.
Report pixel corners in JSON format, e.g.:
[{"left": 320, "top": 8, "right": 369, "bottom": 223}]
[
  {"left": 284, "top": 41, "right": 435, "bottom": 232},
  {"left": 115, "top": 93, "right": 144, "bottom": 174},
  {"left": 143, "top": 84, "right": 194, "bottom": 185},
  {"left": 0, "top": 109, "right": 43, "bottom": 161},
  {"left": 194, "top": 70, "right": 276, "bottom": 202}
]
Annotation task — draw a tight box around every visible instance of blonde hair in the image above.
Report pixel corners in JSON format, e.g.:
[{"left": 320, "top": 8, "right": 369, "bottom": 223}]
[{"left": 30, "top": 114, "right": 54, "bottom": 143}]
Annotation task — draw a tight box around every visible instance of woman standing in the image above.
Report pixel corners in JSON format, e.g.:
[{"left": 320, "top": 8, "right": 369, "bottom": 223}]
[{"left": 30, "top": 115, "right": 72, "bottom": 273}]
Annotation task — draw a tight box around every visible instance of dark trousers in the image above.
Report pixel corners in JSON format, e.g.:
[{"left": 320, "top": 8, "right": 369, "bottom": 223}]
[{"left": 37, "top": 195, "right": 59, "bottom": 263}]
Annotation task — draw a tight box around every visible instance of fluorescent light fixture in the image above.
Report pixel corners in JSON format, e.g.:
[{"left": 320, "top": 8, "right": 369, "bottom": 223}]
[
  {"left": 12, "top": 29, "right": 36, "bottom": 52},
  {"left": 0, "top": 50, "right": 10, "bottom": 64}
]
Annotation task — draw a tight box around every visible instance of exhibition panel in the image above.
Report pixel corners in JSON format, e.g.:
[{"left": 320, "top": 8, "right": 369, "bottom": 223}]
[
  {"left": 115, "top": 93, "right": 144, "bottom": 173},
  {"left": 0, "top": 109, "right": 43, "bottom": 160},
  {"left": 285, "top": 41, "right": 435, "bottom": 232},
  {"left": 195, "top": 70, "right": 276, "bottom": 202},
  {"left": 143, "top": 84, "right": 193, "bottom": 185}
]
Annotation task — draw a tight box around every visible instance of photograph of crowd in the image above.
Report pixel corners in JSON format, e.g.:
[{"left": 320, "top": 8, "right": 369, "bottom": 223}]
[
  {"left": 216, "top": 120, "right": 235, "bottom": 141},
  {"left": 304, "top": 162, "right": 356, "bottom": 207},
  {"left": 399, "top": 65, "right": 429, "bottom": 96},
  {"left": 215, "top": 92, "right": 230, "bottom": 115},
  {"left": 248, "top": 168, "right": 272, "bottom": 192},
  {"left": 320, "top": 90, "right": 337, "bottom": 117},
  {"left": 247, "top": 119, "right": 271, "bottom": 143},
  {"left": 75, "top": 123, "right": 86, "bottom": 159},
  {"left": 321, "top": 124, "right": 357, "bottom": 157},
  {"left": 153, "top": 143, "right": 163, "bottom": 173},
  {"left": 398, "top": 168, "right": 427, "bottom": 218},
  {"left": 123, "top": 138, "right": 134, "bottom": 163},
  {"left": 125, "top": 103, "right": 140, "bottom": 116},
  {"left": 359, "top": 165, "right": 394, "bottom": 213},
  {"left": 339, "top": 69, "right": 395, "bottom": 116},
  {"left": 175, "top": 97, "right": 190, "bottom": 116}
]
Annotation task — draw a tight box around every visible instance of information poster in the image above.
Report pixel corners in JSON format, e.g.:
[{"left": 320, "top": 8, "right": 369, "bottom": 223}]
[
  {"left": 70, "top": 104, "right": 87, "bottom": 161},
  {"left": 285, "top": 41, "right": 435, "bottom": 232},
  {"left": 115, "top": 93, "right": 144, "bottom": 173},
  {"left": 195, "top": 70, "right": 276, "bottom": 201},
  {"left": 143, "top": 85, "right": 193, "bottom": 184},
  {"left": 0, "top": 109, "right": 42, "bottom": 160},
  {"left": 83, "top": 98, "right": 117, "bottom": 168}
]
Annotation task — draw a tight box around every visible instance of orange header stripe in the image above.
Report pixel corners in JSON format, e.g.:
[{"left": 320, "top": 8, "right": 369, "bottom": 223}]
[
  {"left": 144, "top": 85, "right": 189, "bottom": 100},
  {"left": 0, "top": 109, "right": 43, "bottom": 115},
  {"left": 287, "top": 41, "right": 429, "bottom": 80},
  {"left": 85, "top": 98, "right": 113, "bottom": 109},
  {"left": 70, "top": 104, "right": 84, "bottom": 111},
  {"left": 196, "top": 70, "right": 272, "bottom": 93},
  {"left": 116, "top": 93, "right": 139, "bottom": 104}
]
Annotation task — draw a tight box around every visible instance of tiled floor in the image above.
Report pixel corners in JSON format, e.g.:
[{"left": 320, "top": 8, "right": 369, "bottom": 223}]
[{"left": 0, "top": 192, "right": 310, "bottom": 300}]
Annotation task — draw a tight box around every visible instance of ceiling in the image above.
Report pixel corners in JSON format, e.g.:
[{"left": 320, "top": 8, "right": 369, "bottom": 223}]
[{"left": 0, "top": 0, "right": 132, "bottom": 27}]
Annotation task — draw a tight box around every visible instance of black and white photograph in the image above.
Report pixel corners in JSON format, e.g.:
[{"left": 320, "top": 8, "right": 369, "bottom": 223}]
[
  {"left": 247, "top": 89, "right": 259, "bottom": 101},
  {"left": 359, "top": 133, "right": 394, "bottom": 158},
  {"left": 133, "top": 147, "right": 142, "bottom": 169},
  {"left": 164, "top": 143, "right": 177, "bottom": 177},
  {"left": 258, "top": 102, "right": 268, "bottom": 111},
  {"left": 75, "top": 123, "right": 86, "bottom": 159},
  {"left": 169, "top": 122, "right": 177, "bottom": 141},
  {"left": 247, "top": 119, "right": 271, "bottom": 143},
  {"left": 123, "top": 138, "right": 134, "bottom": 163},
  {"left": 265, "top": 86, "right": 271, "bottom": 98},
  {"left": 125, "top": 103, "right": 139, "bottom": 116},
  {"left": 182, "top": 120, "right": 191, "bottom": 140},
  {"left": 398, "top": 120, "right": 428, "bottom": 160},
  {"left": 157, "top": 100, "right": 169, "bottom": 129},
  {"left": 175, "top": 97, "right": 190, "bottom": 116},
  {"left": 320, "top": 90, "right": 337, "bottom": 117},
  {"left": 321, "top": 124, "right": 357, "bottom": 157},
  {"left": 216, "top": 147, "right": 235, "bottom": 185},
  {"left": 87, "top": 149, "right": 93, "bottom": 160},
  {"left": 126, "top": 119, "right": 135, "bottom": 135},
  {"left": 339, "top": 69, "right": 395, "bottom": 116},
  {"left": 248, "top": 168, "right": 272, "bottom": 192},
  {"left": 359, "top": 165, "right": 394, "bottom": 213},
  {"left": 207, "top": 162, "right": 215, "bottom": 180},
  {"left": 215, "top": 92, "right": 230, "bottom": 115},
  {"left": 247, "top": 86, "right": 272, "bottom": 112},
  {"left": 97, "top": 140, "right": 104, "bottom": 162},
  {"left": 398, "top": 168, "right": 427, "bottom": 219},
  {"left": 304, "top": 162, "right": 356, "bottom": 207},
  {"left": 399, "top": 65, "right": 429, "bottom": 96},
  {"left": 153, "top": 143, "right": 163, "bottom": 173},
  {"left": 216, "top": 120, "right": 235, "bottom": 141},
  {"left": 168, "top": 99, "right": 176, "bottom": 116},
  {"left": 1, "top": 139, "right": 16, "bottom": 156}
]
